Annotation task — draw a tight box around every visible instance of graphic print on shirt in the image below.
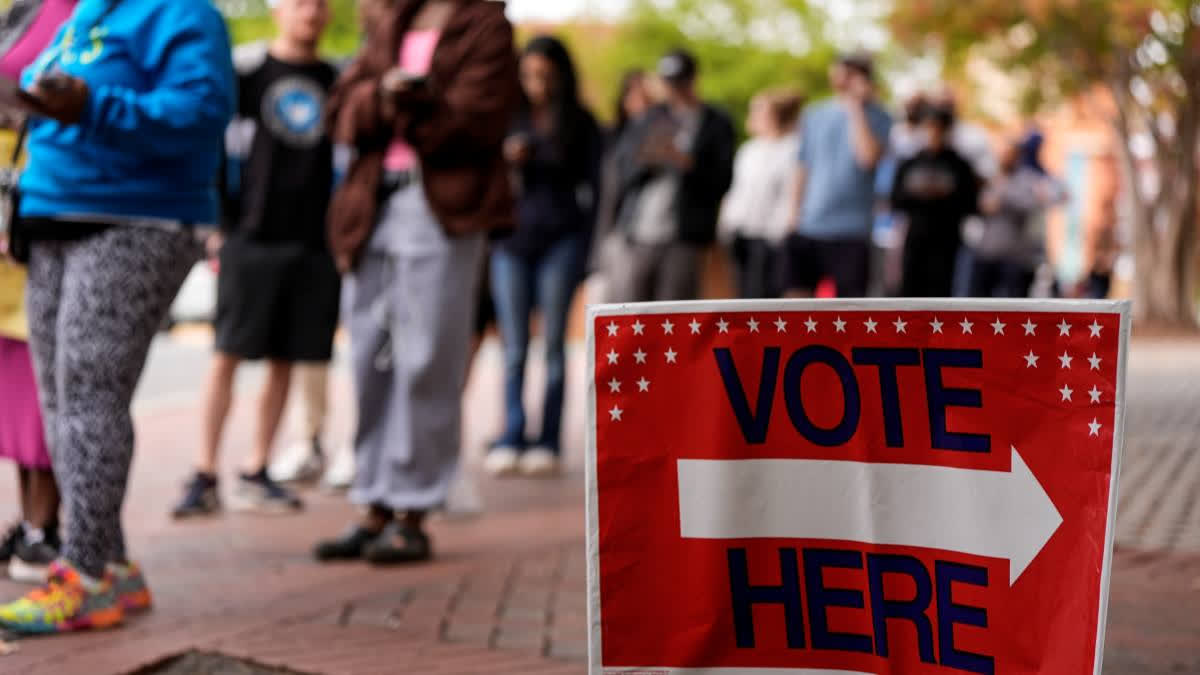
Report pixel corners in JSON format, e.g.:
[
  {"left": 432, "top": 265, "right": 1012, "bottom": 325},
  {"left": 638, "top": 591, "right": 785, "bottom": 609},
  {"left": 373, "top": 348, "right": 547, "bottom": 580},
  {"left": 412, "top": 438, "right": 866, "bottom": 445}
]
[{"left": 260, "top": 75, "right": 325, "bottom": 149}]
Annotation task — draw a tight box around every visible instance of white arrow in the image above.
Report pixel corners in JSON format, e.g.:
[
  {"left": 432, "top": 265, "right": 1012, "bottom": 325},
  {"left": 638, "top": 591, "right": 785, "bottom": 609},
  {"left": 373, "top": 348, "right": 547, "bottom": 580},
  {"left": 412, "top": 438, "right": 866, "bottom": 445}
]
[{"left": 677, "top": 447, "right": 1062, "bottom": 585}]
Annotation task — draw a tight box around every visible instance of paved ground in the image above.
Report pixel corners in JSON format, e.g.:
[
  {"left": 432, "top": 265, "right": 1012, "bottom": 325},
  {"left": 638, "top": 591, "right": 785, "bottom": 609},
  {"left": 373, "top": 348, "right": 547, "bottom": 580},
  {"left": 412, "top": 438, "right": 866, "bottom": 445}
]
[{"left": 0, "top": 334, "right": 1197, "bottom": 674}]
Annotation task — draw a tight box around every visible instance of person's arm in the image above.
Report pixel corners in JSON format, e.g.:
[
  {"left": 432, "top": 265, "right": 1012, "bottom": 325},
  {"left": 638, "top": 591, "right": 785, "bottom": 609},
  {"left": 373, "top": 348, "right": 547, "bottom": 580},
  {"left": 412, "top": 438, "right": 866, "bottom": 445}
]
[
  {"left": 77, "top": 3, "right": 234, "bottom": 158},
  {"left": 682, "top": 110, "right": 735, "bottom": 197},
  {"left": 847, "top": 102, "right": 886, "bottom": 169},
  {"left": 398, "top": 10, "right": 519, "bottom": 160}
]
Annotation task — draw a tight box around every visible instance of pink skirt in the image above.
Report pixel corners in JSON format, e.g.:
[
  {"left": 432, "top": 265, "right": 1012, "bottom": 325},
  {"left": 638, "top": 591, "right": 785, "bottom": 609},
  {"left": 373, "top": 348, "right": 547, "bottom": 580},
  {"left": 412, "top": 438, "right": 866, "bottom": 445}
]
[{"left": 0, "top": 336, "right": 50, "bottom": 469}]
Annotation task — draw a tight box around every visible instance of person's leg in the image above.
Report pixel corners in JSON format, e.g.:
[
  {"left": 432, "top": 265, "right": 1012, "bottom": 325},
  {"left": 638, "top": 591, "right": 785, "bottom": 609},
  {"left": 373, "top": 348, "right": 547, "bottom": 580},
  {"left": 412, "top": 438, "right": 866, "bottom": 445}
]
[
  {"left": 17, "top": 467, "right": 31, "bottom": 527},
  {"left": 529, "top": 235, "right": 584, "bottom": 463},
  {"left": 604, "top": 236, "right": 656, "bottom": 303},
  {"left": 25, "top": 469, "right": 59, "bottom": 534},
  {"left": 297, "top": 363, "right": 329, "bottom": 448},
  {"left": 831, "top": 240, "right": 871, "bottom": 298},
  {"left": 655, "top": 243, "right": 702, "bottom": 301},
  {"left": 248, "top": 360, "right": 293, "bottom": 474},
  {"left": 198, "top": 353, "right": 239, "bottom": 475},
  {"left": 54, "top": 229, "right": 196, "bottom": 577},
  {"left": 781, "top": 234, "right": 819, "bottom": 298},
  {"left": 488, "top": 247, "right": 534, "bottom": 458}
]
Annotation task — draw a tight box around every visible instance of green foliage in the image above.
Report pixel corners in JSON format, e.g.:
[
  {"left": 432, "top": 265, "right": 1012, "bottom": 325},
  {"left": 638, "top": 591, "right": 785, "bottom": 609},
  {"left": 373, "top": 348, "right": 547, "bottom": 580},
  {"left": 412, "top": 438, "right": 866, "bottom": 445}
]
[
  {"left": 222, "top": 0, "right": 364, "bottom": 57},
  {"left": 551, "top": 0, "right": 837, "bottom": 132}
]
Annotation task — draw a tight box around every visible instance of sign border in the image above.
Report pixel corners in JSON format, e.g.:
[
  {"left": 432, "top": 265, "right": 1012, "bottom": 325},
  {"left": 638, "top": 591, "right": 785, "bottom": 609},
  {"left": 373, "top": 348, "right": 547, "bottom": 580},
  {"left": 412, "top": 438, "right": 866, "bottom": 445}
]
[{"left": 585, "top": 297, "right": 1131, "bottom": 675}]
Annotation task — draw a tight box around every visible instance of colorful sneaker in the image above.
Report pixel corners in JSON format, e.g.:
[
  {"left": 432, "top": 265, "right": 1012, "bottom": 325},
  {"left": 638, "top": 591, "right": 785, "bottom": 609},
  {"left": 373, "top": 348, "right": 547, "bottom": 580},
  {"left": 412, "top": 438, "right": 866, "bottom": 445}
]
[
  {"left": 107, "top": 562, "right": 152, "bottom": 613},
  {"left": 0, "top": 560, "right": 123, "bottom": 634}
]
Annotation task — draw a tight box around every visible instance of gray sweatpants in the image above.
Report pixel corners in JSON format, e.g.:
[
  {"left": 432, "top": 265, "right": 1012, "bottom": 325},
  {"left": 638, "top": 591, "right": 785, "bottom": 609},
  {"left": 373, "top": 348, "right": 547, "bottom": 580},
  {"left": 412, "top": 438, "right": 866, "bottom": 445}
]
[
  {"left": 345, "top": 185, "right": 484, "bottom": 512},
  {"left": 600, "top": 233, "right": 704, "bottom": 303},
  {"left": 25, "top": 227, "right": 198, "bottom": 577}
]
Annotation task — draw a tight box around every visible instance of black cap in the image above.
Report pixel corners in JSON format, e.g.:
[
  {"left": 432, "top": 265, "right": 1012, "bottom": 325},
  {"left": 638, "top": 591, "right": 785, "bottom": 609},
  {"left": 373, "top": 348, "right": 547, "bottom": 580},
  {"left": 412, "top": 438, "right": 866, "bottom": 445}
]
[
  {"left": 658, "top": 49, "right": 698, "bottom": 84},
  {"left": 838, "top": 52, "right": 874, "bottom": 80}
]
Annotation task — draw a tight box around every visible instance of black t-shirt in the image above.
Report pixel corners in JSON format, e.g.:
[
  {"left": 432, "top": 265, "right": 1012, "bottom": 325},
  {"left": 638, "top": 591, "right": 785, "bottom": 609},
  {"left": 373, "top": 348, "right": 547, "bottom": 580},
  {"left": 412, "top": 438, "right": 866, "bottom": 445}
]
[
  {"left": 226, "top": 53, "right": 337, "bottom": 249},
  {"left": 890, "top": 147, "right": 980, "bottom": 246}
]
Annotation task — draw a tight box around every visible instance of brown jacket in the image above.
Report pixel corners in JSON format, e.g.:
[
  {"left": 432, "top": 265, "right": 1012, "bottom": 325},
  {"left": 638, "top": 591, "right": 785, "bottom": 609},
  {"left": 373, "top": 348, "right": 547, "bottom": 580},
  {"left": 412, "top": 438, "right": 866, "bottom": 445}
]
[{"left": 327, "top": 0, "right": 519, "bottom": 269}]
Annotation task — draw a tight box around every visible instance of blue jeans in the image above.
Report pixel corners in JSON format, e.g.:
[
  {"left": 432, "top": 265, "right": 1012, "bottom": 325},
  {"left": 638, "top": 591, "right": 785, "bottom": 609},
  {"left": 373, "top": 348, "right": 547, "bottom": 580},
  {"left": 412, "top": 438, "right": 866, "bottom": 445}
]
[{"left": 490, "top": 235, "right": 586, "bottom": 454}]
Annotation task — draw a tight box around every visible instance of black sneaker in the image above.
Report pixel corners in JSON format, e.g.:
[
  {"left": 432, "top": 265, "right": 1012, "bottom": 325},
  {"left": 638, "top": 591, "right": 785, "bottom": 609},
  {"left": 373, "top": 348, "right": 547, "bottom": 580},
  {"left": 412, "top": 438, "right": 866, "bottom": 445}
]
[
  {"left": 172, "top": 472, "right": 221, "bottom": 519},
  {"left": 313, "top": 525, "right": 386, "bottom": 562},
  {"left": 0, "top": 523, "right": 23, "bottom": 563},
  {"left": 364, "top": 522, "right": 433, "bottom": 565},
  {"left": 231, "top": 469, "right": 303, "bottom": 515},
  {"left": 8, "top": 529, "right": 58, "bottom": 584}
]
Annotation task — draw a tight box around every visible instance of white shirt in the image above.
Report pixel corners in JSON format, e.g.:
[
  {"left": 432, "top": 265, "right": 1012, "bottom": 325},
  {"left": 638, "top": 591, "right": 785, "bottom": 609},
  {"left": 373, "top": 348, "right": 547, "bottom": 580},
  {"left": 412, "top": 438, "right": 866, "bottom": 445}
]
[{"left": 718, "top": 134, "right": 797, "bottom": 243}]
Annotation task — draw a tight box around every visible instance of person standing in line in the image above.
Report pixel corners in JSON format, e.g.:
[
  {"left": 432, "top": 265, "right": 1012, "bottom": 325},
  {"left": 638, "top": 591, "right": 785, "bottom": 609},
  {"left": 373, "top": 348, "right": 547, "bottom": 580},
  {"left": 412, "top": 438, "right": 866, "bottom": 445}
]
[
  {"left": 483, "top": 36, "right": 602, "bottom": 477},
  {"left": 0, "top": 0, "right": 234, "bottom": 634},
  {"left": 599, "top": 49, "right": 735, "bottom": 302},
  {"left": 313, "top": 0, "right": 519, "bottom": 564},
  {"left": 966, "top": 138, "right": 1068, "bottom": 298},
  {"left": 171, "top": 0, "right": 338, "bottom": 519},
  {"left": 889, "top": 102, "right": 981, "bottom": 297},
  {"left": 783, "top": 53, "right": 892, "bottom": 298},
  {"left": 272, "top": 0, "right": 402, "bottom": 493},
  {"left": 718, "top": 89, "right": 801, "bottom": 299},
  {"left": 0, "top": 0, "right": 75, "bottom": 586}
]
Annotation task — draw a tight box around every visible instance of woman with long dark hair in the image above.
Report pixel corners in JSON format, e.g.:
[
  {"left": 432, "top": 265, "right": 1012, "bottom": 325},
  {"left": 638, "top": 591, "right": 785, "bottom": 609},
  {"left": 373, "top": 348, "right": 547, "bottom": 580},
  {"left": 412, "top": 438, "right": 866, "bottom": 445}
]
[
  {"left": 483, "top": 35, "right": 602, "bottom": 477},
  {"left": 0, "top": 0, "right": 234, "bottom": 634}
]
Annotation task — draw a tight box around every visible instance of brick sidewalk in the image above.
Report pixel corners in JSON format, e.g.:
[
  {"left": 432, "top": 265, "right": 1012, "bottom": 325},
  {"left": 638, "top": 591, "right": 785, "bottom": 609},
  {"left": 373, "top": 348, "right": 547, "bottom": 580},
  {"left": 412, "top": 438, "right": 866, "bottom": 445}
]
[{"left": 0, "top": 338, "right": 1197, "bottom": 673}]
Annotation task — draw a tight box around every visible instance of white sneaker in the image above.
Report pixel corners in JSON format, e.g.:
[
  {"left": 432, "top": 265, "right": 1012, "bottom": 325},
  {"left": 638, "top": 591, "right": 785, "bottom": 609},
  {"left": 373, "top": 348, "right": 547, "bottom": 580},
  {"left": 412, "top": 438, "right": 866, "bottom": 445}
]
[
  {"left": 269, "top": 439, "right": 325, "bottom": 484},
  {"left": 321, "top": 444, "right": 356, "bottom": 491},
  {"left": 519, "top": 447, "right": 560, "bottom": 477},
  {"left": 484, "top": 446, "right": 520, "bottom": 476}
]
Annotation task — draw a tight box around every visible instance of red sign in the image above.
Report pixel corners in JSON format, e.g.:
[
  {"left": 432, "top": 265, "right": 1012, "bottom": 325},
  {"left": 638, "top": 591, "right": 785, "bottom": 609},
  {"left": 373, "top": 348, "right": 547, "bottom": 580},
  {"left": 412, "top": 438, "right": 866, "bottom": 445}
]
[{"left": 586, "top": 300, "right": 1129, "bottom": 675}]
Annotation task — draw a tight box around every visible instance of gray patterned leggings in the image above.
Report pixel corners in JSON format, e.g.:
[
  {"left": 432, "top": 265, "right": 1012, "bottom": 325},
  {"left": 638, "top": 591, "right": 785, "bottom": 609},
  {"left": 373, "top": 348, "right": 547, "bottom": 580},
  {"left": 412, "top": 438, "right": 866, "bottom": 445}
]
[{"left": 25, "top": 227, "right": 198, "bottom": 578}]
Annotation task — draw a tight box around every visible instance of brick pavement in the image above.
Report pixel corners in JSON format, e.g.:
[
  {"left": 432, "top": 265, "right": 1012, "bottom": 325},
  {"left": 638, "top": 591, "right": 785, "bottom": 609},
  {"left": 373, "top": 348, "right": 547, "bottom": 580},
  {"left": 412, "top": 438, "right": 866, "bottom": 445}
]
[{"left": 0, "top": 336, "right": 1196, "bottom": 674}]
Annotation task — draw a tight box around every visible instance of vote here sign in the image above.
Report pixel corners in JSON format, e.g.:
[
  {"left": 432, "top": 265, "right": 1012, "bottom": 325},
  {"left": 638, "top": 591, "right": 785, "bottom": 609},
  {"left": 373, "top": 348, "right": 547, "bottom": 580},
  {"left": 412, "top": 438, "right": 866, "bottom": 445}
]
[{"left": 585, "top": 300, "right": 1130, "bottom": 675}]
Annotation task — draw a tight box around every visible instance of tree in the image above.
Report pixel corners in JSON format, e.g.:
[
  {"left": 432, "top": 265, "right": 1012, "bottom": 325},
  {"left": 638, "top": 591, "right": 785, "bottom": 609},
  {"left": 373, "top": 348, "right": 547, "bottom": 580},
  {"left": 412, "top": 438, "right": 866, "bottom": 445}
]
[
  {"left": 217, "top": 0, "right": 363, "bottom": 56},
  {"left": 572, "top": 0, "right": 838, "bottom": 131},
  {"left": 892, "top": 0, "right": 1200, "bottom": 327}
]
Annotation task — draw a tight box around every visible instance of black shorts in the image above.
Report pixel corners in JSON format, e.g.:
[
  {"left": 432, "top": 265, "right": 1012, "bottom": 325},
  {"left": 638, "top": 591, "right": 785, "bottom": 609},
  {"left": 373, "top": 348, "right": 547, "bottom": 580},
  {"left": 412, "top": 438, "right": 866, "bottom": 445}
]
[
  {"left": 214, "top": 239, "right": 341, "bottom": 362},
  {"left": 781, "top": 234, "right": 871, "bottom": 298}
]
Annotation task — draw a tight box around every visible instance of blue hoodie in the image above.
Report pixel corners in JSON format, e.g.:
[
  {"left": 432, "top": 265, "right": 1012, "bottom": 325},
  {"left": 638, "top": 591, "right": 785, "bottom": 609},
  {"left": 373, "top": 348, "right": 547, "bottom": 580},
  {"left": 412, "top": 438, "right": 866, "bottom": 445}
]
[{"left": 18, "top": 0, "right": 235, "bottom": 226}]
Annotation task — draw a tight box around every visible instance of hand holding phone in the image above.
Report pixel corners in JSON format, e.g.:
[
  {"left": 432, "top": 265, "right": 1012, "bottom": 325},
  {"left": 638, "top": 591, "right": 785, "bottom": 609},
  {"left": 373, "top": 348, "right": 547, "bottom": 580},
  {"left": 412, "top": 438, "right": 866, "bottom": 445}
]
[{"left": 381, "top": 67, "right": 428, "bottom": 96}]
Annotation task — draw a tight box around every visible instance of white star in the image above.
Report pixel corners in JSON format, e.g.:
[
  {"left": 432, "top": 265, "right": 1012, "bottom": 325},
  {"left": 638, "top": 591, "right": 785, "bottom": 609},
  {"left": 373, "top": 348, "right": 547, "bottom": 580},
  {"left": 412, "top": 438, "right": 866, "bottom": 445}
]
[
  {"left": 606, "top": 350, "right": 619, "bottom": 365},
  {"left": 665, "top": 348, "right": 678, "bottom": 363},
  {"left": 747, "top": 317, "right": 760, "bottom": 333},
  {"left": 991, "top": 318, "right": 1007, "bottom": 335},
  {"left": 717, "top": 318, "right": 730, "bottom": 334},
  {"left": 1023, "top": 319, "right": 1037, "bottom": 336},
  {"left": 661, "top": 319, "right": 675, "bottom": 335},
  {"left": 689, "top": 319, "right": 702, "bottom": 334},
  {"left": 1058, "top": 351, "right": 1073, "bottom": 369},
  {"left": 930, "top": 318, "right": 944, "bottom": 334},
  {"left": 1088, "top": 353, "right": 1101, "bottom": 371},
  {"left": 959, "top": 318, "right": 974, "bottom": 335},
  {"left": 606, "top": 322, "right": 619, "bottom": 337},
  {"left": 774, "top": 317, "right": 788, "bottom": 333},
  {"left": 1088, "top": 418, "right": 1101, "bottom": 436},
  {"left": 805, "top": 317, "right": 818, "bottom": 333},
  {"left": 637, "top": 377, "right": 650, "bottom": 392},
  {"left": 1024, "top": 351, "right": 1040, "bottom": 368},
  {"left": 609, "top": 405, "right": 623, "bottom": 421},
  {"left": 632, "top": 320, "right": 645, "bottom": 336},
  {"left": 864, "top": 317, "right": 878, "bottom": 334},
  {"left": 634, "top": 349, "right": 647, "bottom": 364},
  {"left": 1057, "top": 319, "right": 1072, "bottom": 336},
  {"left": 1088, "top": 386, "right": 1102, "bottom": 403},
  {"left": 1059, "top": 384, "right": 1073, "bottom": 402},
  {"left": 833, "top": 317, "right": 847, "bottom": 333},
  {"left": 1089, "top": 320, "right": 1103, "bottom": 338},
  {"left": 608, "top": 378, "right": 621, "bottom": 393},
  {"left": 893, "top": 317, "right": 908, "bottom": 334}
]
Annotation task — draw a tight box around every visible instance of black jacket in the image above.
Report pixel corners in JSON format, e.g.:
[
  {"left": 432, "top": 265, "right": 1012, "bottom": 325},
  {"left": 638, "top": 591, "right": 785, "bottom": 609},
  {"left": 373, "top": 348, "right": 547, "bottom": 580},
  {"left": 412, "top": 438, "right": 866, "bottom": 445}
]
[{"left": 606, "top": 102, "right": 735, "bottom": 246}]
